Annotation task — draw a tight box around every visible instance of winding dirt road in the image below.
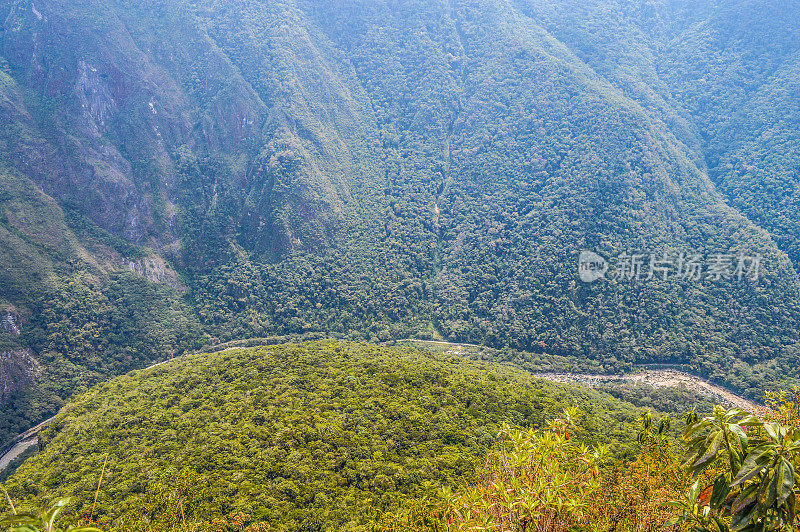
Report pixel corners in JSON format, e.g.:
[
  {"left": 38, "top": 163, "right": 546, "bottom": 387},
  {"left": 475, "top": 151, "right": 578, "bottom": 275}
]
[
  {"left": 400, "top": 339, "right": 760, "bottom": 412},
  {"left": 536, "top": 369, "right": 760, "bottom": 412}
]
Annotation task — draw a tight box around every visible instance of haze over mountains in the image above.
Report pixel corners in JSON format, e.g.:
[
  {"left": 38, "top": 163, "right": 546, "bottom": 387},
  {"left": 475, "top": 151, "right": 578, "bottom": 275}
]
[{"left": 0, "top": 0, "right": 799, "bottom": 443}]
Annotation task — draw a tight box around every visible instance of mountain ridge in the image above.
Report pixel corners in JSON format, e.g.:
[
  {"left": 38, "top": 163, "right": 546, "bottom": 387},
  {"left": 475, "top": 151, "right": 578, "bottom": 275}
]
[{"left": 0, "top": 0, "right": 798, "bottom": 445}]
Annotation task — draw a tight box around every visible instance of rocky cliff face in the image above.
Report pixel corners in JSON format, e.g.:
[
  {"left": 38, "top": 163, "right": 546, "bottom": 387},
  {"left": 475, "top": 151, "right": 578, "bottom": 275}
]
[
  {"left": 0, "top": 0, "right": 350, "bottom": 261},
  {"left": 0, "top": 311, "right": 37, "bottom": 403},
  {"left": 0, "top": 349, "right": 36, "bottom": 403},
  {"left": 0, "top": 312, "right": 20, "bottom": 336},
  {"left": 126, "top": 255, "right": 185, "bottom": 292}
]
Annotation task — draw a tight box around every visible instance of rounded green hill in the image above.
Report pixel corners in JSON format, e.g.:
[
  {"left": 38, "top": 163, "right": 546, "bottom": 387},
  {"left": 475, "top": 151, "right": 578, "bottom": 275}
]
[{"left": 6, "top": 341, "right": 642, "bottom": 531}]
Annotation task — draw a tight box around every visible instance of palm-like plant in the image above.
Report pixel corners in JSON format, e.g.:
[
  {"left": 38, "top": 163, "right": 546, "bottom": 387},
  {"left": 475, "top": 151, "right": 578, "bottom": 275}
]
[
  {"left": 1, "top": 495, "right": 102, "bottom": 532},
  {"left": 667, "top": 406, "right": 800, "bottom": 531}
]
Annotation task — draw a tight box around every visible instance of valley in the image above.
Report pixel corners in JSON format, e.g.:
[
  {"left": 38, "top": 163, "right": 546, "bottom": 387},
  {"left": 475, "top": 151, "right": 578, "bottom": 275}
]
[
  {"left": 0, "top": 0, "right": 799, "bottom": 530},
  {"left": 401, "top": 339, "right": 760, "bottom": 408},
  {"left": 0, "top": 337, "right": 760, "bottom": 479}
]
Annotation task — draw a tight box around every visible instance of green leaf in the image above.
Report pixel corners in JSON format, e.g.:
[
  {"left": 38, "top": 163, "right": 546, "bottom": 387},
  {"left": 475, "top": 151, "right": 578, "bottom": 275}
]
[
  {"left": 730, "top": 501, "right": 758, "bottom": 531},
  {"left": 42, "top": 498, "right": 70, "bottom": 531},
  {"left": 731, "top": 444, "right": 775, "bottom": 487},
  {"left": 689, "top": 479, "right": 703, "bottom": 504},
  {"left": 738, "top": 416, "right": 763, "bottom": 427},
  {"left": 766, "top": 464, "right": 781, "bottom": 508},
  {"left": 8, "top": 526, "right": 39, "bottom": 532},
  {"left": 661, "top": 515, "right": 684, "bottom": 528},
  {"left": 725, "top": 408, "right": 746, "bottom": 419},
  {"left": 711, "top": 473, "right": 731, "bottom": 509},
  {"left": 684, "top": 419, "right": 710, "bottom": 440},
  {"left": 712, "top": 516, "right": 730, "bottom": 532},
  {"left": 0, "top": 514, "right": 42, "bottom": 527},
  {"left": 732, "top": 483, "right": 760, "bottom": 514},
  {"left": 693, "top": 432, "right": 724, "bottom": 470},
  {"left": 664, "top": 501, "right": 689, "bottom": 510},
  {"left": 763, "top": 423, "right": 780, "bottom": 442},
  {"left": 728, "top": 424, "right": 749, "bottom": 449},
  {"left": 776, "top": 458, "right": 794, "bottom": 505}
]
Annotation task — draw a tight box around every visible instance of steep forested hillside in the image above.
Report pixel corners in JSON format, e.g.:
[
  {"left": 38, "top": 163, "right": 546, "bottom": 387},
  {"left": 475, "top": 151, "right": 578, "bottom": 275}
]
[
  {"left": 0, "top": 0, "right": 799, "bottom": 443},
  {"left": 4, "top": 341, "right": 645, "bottom": 531},
  {"left": 0, "top": 161, "right": 203, "bottom": 447},
  {"left": 517, "top": 0, "right": 800, "bottom": 272}
]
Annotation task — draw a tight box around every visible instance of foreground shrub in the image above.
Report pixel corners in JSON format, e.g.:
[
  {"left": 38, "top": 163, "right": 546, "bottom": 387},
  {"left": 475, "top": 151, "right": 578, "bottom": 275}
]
[
  {"left": 372, "top": 408, "right": 685, "bottom": 531},
  {"left": 668, "top": 402, "right": 800, "bottom": 531},
  {"left": 0, "top": 495, "right": 102, "bottom": 532}
]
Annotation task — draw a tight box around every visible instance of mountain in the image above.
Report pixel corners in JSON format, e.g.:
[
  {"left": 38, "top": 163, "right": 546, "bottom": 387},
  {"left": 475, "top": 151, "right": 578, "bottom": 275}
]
[
  {"left": 0, "top": 0, "right": 799, "bottom": 443},
  {"left": 4, "top": 341, "right": 645, "bottom": 531},
  {"left": 516, "top": 0, "right": 800, "bottom": 272},
  {"left": 0, "top": 159, "right": 203, "bottom": 447}
]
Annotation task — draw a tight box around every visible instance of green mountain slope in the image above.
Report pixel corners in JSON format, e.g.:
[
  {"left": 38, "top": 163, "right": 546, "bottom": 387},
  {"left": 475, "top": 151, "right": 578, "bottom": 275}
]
[
  {"left": 5, "top": 341, "right": 645, "bottom": 531},
  {"left": 513, "top": 0, "right": 800, "bottom": 272},
  {"left": 0, "top": 160, "right": 203, "bottom": 447},
  {"left": 0, "top": 0, "right": 799, "bottom": 440},
  {"left": 196, "top": 0, "right": 800, "bottom": 395}
]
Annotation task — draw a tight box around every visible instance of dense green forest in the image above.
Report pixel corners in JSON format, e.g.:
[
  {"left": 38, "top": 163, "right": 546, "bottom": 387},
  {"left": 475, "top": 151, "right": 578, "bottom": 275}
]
[
  {"left": 0, "top": 0, "right": 799, "bottom": 465},
  {"left": 0, "top": 163, "right": 205, "bottom": 447},
  {"left": 3, "top": 341, "right": 647, "bottom": 531},
  {"left": 2, "top": 1, "right": 800, "bottom": 530},
  {"left": 7, "top": 342, "right": 800, "bottom": 531}
]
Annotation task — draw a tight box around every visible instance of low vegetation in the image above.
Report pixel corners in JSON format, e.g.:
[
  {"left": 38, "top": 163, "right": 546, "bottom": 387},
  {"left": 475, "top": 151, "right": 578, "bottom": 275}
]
[
  {"left": 375, "top": 392, "right": 800, "bottom": 532},
  {"left": 4, "top": 342, "right": 800, "bottom": 531},
  {"left": 0, "top": 495, "right": 101, "bottom": 532}
]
